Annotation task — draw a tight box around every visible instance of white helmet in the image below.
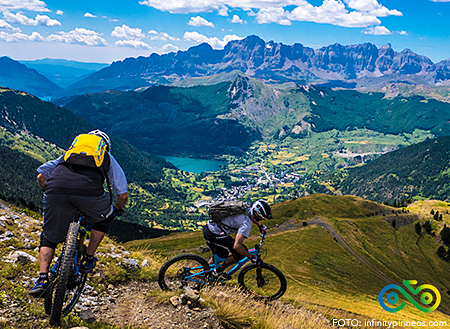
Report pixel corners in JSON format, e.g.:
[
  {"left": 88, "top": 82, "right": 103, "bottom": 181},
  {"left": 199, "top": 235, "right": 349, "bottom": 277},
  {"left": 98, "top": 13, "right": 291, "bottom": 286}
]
[
  {"left": 88, "top": 129, "right": 111, "bottom": 152},
  {"left": 251, "top": 200, "right": 273, "bottom": 219}
]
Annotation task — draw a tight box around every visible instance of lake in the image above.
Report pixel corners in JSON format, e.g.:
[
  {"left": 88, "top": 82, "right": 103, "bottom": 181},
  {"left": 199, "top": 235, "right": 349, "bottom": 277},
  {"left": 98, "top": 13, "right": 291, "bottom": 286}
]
[{"left": 161, "top": 156, "right": 225, "bottom": 173}]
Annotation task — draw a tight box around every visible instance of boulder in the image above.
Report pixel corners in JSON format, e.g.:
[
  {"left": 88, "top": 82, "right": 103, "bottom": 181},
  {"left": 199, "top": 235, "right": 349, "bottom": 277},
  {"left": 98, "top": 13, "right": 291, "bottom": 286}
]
[
  {"left": 120, "top": 258, "right": 140, "bottom": 269},
  {"left": 8, "top": 251, "right": 37, "bottom": 265}
]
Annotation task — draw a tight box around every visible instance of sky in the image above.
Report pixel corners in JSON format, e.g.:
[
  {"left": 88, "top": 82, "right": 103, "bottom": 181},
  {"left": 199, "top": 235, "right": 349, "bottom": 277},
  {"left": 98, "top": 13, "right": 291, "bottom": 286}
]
[{"left": 1, "top": 0, "right": 450, "bottom": 64}]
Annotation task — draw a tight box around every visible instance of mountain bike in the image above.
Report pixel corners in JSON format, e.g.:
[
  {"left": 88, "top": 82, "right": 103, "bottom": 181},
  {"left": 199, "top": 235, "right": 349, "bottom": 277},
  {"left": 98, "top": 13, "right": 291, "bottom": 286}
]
[
  {"left": 158, "top": 231, "right": 287, "bottom": 301},
  {"left": 44, "top": 211, "right": 88, "bottom": 325}
]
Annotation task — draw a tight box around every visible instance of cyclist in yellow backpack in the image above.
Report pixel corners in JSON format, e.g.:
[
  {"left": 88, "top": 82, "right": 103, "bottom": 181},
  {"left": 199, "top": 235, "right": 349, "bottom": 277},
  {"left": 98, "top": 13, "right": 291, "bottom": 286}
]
[{"left": 30, "top": 130, "right": 128, "bottom": 297}]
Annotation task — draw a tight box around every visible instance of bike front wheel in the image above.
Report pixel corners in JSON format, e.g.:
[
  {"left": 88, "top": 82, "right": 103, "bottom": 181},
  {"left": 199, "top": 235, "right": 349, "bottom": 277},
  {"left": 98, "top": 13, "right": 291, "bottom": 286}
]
[
  {"left": 238, "top": 263, "right": 287, "bottom": 301},
  {"left": 158, "top": 253, "right": 209, "bottom": 291}
]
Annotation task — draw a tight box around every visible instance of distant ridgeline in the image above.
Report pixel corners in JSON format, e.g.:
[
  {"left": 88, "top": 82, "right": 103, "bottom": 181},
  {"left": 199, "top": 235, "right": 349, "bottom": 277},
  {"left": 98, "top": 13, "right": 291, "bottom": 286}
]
[{"left": 0, "top": 87, "right": 205, "bottom": 239}]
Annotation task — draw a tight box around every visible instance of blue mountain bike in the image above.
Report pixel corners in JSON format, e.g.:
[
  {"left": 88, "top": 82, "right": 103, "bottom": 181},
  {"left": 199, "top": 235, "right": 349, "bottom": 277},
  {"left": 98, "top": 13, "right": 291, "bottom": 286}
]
[{"left": 158, "top": 231, "right": 287, "bottom": 301}]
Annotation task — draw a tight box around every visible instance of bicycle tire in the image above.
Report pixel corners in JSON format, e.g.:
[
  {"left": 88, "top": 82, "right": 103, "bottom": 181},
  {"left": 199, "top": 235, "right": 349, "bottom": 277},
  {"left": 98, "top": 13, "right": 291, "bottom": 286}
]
[
  {"left": 238, "top": 262, "right": 287, "bottom": 301},
  {"left": 49, "top": 222, "right": 79, "bottom": 325},
  {"left": 158, "top": 253, "right": 209, "bottom": 291}
]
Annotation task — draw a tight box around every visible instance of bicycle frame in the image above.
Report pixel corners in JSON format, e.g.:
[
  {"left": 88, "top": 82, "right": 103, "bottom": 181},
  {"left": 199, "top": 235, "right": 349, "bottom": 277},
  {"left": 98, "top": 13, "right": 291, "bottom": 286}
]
[{"left": 184, "top": 232, "right": 267, "bottom": 285}]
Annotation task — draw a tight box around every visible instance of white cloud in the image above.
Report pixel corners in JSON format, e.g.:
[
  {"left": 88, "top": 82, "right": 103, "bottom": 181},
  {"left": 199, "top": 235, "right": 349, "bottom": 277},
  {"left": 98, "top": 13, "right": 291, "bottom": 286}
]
[
  {"left": 363, "top": 25, "right": 391, "bottom": 35},
  {"left": 115, "top": 39, "right": 151, "bottom": 49},
  {"left": 0, "top": 19, "right": 21, "bottom": 32},
  {"left": 55, "top": 10, "right": 64, "bottom": 16},
  {"left": 4, "top": 12, "right": 61, "bottom": 27},
  {"left": 344, "top": 0, "right": 402, "bottom": 17},
  {"left": 430, "top": 0, "right": 450, "bottom": 2},
  {"left": 231, "top": 14, "right": 245, "bottom": 24},
  {"left": 398, "top": 30, "right": 407, "bottom": 35},
  {"left": 183, "top": 31, "right": 243, "bottom": 49},
  {"left": 46, "top": 28, "right": 107, "bottom": 46},
  {"left": 188, "top": 16, "right": 215, "bottom": 28},
  {"left": 139, "top": 0, "right": 401, "bottom": 29},
  {"left": 256, "top": 7, "right": 291, "bottom": 25},
  {"left": 162, "top": 43, "right": 179, "bottom": 53},
  {"left": 84, "top": 12, "right": 97, "bottom": 18},
  {"left": 148, "top": 30, "right": 179, "bottom": 41},
  {"left": 111, "top": 24, "right": 145, "bottom": 40},
  {"left": 288, "top": 0, "right": 382, "bottom": 28},
  {"left": 0, "top": 0, "right": 49, "bottom": 12},
  {"left": 0, "top": 31, "right": 43, "bottom": 42}
]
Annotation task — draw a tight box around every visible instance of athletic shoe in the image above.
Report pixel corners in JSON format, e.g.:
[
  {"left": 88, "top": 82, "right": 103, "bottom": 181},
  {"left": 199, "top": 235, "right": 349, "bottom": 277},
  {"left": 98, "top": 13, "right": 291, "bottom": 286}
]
[
  {"left": 79, "top": 256, "right": 98, "bottom": 274},
  {"left": 29, "top": 279, "right": 49, "bottom": 298}
]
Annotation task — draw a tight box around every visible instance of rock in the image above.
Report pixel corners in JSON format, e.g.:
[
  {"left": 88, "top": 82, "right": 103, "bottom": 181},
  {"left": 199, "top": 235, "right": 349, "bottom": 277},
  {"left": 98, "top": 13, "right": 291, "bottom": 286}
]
[
  {"left": 120, "top": 258, "right": 140, "bottom": 269},
  {"left": 170, "top": 296, "right": 181, "bottom": 308},
  {"left": 141, "top": 259, "right": 151, "bottom": 268},
  {"left": 182, "top": 286, "right": 201, "bottom": 308},
  {"left": 8, "top": 251, "right": 37, "bottom": 265},
  {"left": 78, "top": 309, "right": 95, "bottom": 324}
]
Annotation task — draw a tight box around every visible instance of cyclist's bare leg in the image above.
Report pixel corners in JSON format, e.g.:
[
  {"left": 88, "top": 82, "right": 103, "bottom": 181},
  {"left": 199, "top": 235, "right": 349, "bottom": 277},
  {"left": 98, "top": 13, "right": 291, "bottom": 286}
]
[
  {"left": 86, "top": 229, "right": 105, "bottom": 255},
  {"left": 39, "top": 246, "right": 55, "bottom": 273}
]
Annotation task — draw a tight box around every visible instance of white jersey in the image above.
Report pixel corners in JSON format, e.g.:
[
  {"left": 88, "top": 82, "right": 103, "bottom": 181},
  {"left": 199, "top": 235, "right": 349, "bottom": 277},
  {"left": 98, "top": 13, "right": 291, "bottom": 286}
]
[{"left": 207, "top": 210, "right": 253, "bottom": 238}]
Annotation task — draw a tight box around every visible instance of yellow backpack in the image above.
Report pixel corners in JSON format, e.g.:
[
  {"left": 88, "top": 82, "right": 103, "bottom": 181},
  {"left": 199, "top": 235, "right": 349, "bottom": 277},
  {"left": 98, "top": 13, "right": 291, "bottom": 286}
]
[{"left": 63, "top": 134, "right": 109, "bottom": 169}]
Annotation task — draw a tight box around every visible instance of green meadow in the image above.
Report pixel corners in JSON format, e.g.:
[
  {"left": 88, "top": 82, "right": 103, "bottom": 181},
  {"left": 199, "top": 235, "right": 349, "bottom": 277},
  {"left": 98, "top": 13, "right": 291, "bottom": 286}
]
[{"left": 126, "top": 194, "right": 450, "bottom": 328}]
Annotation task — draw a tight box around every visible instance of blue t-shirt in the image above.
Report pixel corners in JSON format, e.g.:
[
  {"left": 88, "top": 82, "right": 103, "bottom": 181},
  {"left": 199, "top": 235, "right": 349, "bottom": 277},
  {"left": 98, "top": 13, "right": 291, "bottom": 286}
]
[{"left": 37, "top": 153, "right": 127, "bottom": 195}]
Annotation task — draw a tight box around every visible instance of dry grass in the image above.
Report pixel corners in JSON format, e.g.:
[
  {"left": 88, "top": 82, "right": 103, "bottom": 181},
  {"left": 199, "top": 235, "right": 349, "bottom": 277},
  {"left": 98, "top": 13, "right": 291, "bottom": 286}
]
[{"left": 201, "top": 287, "right": 332, "bottom": 329}]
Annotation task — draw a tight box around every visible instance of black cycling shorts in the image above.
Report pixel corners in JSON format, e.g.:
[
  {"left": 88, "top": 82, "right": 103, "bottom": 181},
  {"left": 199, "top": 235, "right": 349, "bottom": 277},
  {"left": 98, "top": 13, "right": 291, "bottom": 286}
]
[{"left": 203, "top": 225, "right": 247, "bottom": 261}]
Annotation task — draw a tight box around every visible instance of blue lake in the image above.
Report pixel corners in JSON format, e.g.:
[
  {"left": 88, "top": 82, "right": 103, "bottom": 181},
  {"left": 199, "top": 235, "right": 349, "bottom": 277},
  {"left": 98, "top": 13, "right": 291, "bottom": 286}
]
[{"left": 161, "top": 156, "right": 225, "bottom": 173}]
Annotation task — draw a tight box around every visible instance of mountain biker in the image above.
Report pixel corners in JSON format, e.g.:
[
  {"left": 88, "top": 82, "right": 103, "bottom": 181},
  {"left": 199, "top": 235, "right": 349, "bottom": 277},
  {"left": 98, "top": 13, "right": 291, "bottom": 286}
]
[
  {"left": 203, "top": 199, "right": 272, "bottom": 280},
  {"left": 29, "top": 130, "right": 128, "bottom": 298}
]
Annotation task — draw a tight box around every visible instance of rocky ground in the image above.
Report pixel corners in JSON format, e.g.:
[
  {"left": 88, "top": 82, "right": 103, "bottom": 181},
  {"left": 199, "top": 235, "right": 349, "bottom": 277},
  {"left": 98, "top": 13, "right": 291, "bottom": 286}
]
[{"left": 90, "top": 281, "right": 224, "bottom": 329}]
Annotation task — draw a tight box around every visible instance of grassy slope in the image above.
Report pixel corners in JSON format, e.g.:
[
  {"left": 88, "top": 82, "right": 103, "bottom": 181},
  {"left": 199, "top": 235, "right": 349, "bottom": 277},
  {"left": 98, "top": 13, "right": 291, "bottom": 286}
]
[{"left": 127, "top": 194, "right": 450, "bottom": 328}]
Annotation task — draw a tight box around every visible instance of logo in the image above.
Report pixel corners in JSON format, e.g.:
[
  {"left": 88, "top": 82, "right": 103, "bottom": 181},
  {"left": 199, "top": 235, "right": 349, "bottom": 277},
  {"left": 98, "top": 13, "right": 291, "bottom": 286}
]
[{"left": 378, "top": 280, "right": 441, "bottom": 313}]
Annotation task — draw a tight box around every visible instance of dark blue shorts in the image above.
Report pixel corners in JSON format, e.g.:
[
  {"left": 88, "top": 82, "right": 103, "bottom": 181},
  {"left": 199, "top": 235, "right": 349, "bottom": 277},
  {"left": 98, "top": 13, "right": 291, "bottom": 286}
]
[
  {"left": 42, "top": 193, "right": 113, "bottom": 244},
  {"left": 203, "top": 225, "right": 246, "bottom": 261}
]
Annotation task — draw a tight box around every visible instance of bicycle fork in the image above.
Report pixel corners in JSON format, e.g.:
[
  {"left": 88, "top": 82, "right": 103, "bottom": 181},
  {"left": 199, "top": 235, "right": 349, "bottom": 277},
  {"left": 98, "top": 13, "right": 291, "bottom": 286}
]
[{"left": 256, "top": 263, "right": 264, "bottom": 288}]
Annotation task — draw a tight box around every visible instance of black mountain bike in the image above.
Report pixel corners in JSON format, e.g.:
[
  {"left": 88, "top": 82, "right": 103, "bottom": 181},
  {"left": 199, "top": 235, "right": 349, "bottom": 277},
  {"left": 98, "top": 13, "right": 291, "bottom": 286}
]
[
  {"left": 158, "top": 231, "right": 287, "bottom": 301},
  {"left": 44, "top": 211, "right": 88, "bottom": 325}
]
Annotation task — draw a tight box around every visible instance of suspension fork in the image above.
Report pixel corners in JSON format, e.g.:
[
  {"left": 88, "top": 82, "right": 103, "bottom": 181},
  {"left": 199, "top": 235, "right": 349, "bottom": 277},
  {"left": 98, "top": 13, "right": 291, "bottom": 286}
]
[{"left": 256, "top": 261, "right": 264, "bottom": 287}]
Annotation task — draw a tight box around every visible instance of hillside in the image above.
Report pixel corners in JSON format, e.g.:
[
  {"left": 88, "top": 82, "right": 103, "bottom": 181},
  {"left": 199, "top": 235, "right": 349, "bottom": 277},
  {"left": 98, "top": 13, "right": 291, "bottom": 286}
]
[
  {"left": 126, "top": 194, "right": 450, "bottom": 328},
  {"left": 5, "top": 194, "right": 450, "bottom": 328},
  {"left": 331, "top": 136, "right": 450, "bottom": 203},
  {"left": 0, "top": 57, "right": 62, "bottom": 98},
  {"left": 0, "top": 87, "right": 207, "bottom": 236},
  {"left": 64, "top": 35, "right": 450, "bottom": 96}
]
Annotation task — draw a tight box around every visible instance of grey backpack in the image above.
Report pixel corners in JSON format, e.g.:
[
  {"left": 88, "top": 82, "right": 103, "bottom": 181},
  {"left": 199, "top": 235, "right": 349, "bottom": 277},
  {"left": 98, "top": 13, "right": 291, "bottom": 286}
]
[{"left": 208, "top": 201, "right": 250, "bottom": 224}]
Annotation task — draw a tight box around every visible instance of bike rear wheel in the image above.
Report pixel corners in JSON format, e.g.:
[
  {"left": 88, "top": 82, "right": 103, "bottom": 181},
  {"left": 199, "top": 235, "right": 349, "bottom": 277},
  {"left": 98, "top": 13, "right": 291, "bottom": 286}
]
[
  {"left": 49, "top": 222, "right": 83, "bottom": 324},
  {"left": 238, "top": 263, "right": 287, "bottom": 301},
  {"left": 158, "top": 253, "right": 209, "bottom": 291}
]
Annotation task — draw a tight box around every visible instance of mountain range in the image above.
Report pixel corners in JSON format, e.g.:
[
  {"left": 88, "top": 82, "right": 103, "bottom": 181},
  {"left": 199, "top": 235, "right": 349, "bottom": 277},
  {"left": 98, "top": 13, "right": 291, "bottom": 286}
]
[
  {"left": 1, "top": 35, "right": 450, "bottom": 99},
  {"left": 20, "top": 58, "right": 108, "bottom": 89},
  {"left": 66, "top": 35, "right": 450, "bottom": 95}
]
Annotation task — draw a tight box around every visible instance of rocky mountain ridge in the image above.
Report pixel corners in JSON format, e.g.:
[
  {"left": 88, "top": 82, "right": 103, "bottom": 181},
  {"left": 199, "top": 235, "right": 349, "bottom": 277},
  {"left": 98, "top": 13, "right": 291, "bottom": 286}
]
[{"left": 67, "top": 35, "right": 450, "bottom": 95}]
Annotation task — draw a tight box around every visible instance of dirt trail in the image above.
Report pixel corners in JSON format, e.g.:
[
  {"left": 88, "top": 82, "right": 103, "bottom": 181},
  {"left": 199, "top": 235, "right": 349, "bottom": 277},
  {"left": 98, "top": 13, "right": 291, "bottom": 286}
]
[
  {"left": 308, "top": 216, "right": 397, "bottom": 285},
  {"left": 93, "top": 281, "right": 225, "bottom": 328}
]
